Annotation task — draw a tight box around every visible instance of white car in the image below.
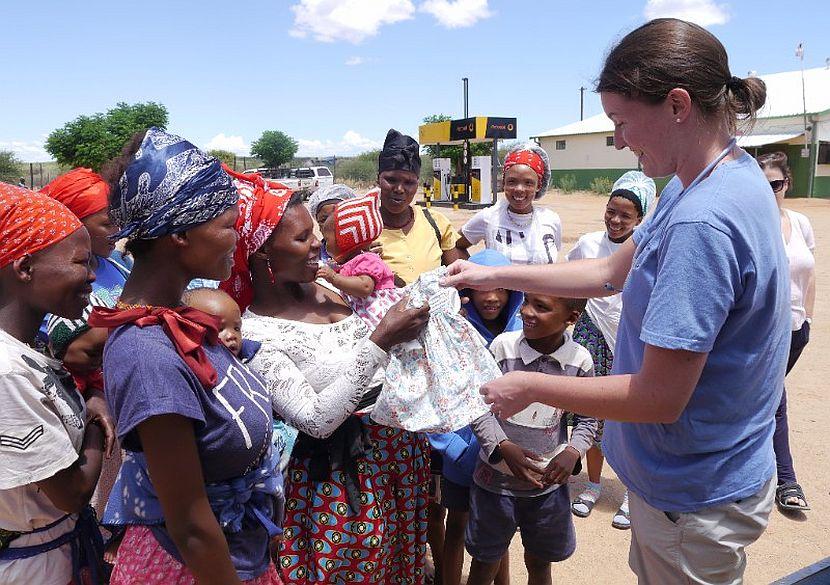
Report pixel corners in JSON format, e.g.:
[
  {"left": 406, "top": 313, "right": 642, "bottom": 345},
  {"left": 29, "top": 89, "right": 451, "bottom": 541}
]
[{"left": 242, "top": 166, "right": 333, "bottom": 197}]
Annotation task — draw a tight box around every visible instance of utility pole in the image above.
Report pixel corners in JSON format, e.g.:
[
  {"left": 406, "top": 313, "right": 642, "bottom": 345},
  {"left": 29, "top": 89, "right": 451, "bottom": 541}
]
[
  {"left": 797, "top": 42, "right": 815, "bottom": 197},
  {"left": 579, "top": 86, "right": 586, "bottom": 121},
  {"left": 462, "top": 77, "right": 470, "bottom": 203}
]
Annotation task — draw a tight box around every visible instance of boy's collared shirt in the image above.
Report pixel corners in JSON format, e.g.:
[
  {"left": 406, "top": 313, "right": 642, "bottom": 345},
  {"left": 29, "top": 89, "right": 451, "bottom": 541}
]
[{"left": 472, "top": 329, "right": 598, "bottom": 496}]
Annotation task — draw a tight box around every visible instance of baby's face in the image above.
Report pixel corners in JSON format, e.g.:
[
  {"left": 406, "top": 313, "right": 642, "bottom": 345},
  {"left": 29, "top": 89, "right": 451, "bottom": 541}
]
[
  {"left": 217, "top": 312, "right": 243, "bottom": 356},
  {"left": 188, "top": 292, "right": 243, "bottom": 356}
]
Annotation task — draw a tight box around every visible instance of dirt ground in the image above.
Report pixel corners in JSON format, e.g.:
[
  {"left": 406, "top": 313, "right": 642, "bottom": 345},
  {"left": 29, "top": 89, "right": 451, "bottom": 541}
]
[{"left": 433, "top": 190, "right": 830, "bottom": 584}]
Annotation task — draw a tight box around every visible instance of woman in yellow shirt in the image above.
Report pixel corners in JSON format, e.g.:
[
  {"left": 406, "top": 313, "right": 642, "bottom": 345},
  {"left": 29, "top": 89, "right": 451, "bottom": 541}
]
[{"left": 374, "top": 129, "right": 465, "bottom": 285}]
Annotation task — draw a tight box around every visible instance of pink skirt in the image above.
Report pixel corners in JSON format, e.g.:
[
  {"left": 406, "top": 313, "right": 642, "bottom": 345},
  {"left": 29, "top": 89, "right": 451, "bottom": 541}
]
[{"left": 110, "top": 525, "right": 282, "bottom": 584}]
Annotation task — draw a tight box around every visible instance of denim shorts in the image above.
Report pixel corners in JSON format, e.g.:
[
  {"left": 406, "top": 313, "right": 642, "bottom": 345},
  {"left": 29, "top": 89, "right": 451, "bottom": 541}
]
[
  {"left": 440, "top": 476, "right": 471, "bottom": 512},
  {"left": 465, "top": 483, "right": 576, "bottom": 564}
]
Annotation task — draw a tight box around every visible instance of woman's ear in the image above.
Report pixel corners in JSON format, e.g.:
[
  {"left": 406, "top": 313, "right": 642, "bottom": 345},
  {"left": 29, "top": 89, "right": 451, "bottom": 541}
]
[
  {"left": 566, "top": 309, "right": 582, "bottom": 327},
  {"left": 170, "top": 232, "right": 189, "bottom": 248},
  {"left": 11, "top": 254, "right": 34, "bottom": 283},
  {"left": 666, "top": 88, "right": 693, "bottom": 123}
]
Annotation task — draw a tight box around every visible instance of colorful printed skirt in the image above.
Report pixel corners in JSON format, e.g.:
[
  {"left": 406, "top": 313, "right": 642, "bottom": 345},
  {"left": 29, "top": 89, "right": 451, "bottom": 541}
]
[
  {"left": 110, "top": 525, "right": 282, "bottom": 584},
  {"left": 278, "top": 414, "right": 430, "bottom": 584},
  {"left": 572, "top": 312, "right": 615, "bottom": 447}
]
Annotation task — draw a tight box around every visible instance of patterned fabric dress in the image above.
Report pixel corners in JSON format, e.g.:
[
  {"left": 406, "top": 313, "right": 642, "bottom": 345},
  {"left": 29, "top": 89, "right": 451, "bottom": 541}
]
[
  {"left": 243, "top": 308, "right": 430, "bottom": 584},
  {"left": 572, "top": 311, "right": 614, "bottom": 446}
]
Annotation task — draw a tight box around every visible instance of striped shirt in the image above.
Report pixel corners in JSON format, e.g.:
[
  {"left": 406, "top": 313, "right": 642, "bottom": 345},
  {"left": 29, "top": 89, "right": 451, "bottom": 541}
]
[{"left": 472, "top": 330, "right": 598, "bottom": 496}]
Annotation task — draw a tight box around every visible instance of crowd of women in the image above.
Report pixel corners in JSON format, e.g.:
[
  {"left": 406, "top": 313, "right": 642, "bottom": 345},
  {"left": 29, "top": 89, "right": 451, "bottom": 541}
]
[{"left": 0, "top": 17, "right": 816, "bottom": 585}]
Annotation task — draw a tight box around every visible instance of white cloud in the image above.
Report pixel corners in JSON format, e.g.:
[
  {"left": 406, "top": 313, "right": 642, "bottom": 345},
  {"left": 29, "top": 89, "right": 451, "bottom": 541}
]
[
  {"left": 345, "top": 56, "right": 365, "bottom": 66},
  {"left": 204, "top": 133, "right": 250, "bottom": 156},
  {"left": 0, "top": 139, "right": 52, "bottom": 163},
  {"left": 290, "top": 0, "right": 415, "bottom": 44},
  {"left": 297, "top": 130, "right": 381, "bottom": 157},
  {"left": 419, "top": 0, "right": 492, "bottom": 28},
  {"left": 643, "top": 0, "right": 729, "bottom": 26}
]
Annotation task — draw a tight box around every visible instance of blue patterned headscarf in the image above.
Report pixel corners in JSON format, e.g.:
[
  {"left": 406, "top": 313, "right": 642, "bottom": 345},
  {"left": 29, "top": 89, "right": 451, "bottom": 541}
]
[{"left": 110, "top": 128, "right": 238, "bottom": 241}]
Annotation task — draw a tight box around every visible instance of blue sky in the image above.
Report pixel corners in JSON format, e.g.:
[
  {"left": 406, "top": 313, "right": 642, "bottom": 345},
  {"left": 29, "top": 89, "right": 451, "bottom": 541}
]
[{"left": 2, "top": 0, "right": 828, "bottom": 162}]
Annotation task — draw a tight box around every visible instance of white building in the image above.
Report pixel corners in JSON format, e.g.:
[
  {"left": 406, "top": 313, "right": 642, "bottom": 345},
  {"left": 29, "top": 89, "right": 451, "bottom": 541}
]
[{"left": 532, "top": 66, "right": 830, "bottom": 197}]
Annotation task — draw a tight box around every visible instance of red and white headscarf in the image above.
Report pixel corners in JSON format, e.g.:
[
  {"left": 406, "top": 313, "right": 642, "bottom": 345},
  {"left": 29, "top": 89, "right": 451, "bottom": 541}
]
[
  {"left": 219, "top": 165, "right": 293, "bottom": 311},
  {"left": 502, "top": 142, "right": 551, "bottom": 199},
  {"left": 0, "top": 182, "right": 83, "bottom": 269},
  {"left": 333, "top": 190, "right": 383, "bottom": 261},
  {"left": 39, "top": 168, "right": 109, "bottom": 220}
]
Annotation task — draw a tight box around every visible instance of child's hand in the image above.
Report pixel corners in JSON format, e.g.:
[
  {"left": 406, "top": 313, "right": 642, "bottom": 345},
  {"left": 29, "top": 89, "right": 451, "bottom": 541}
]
[
  {"left": 316, "top": 265, "right": 337, "bottom": 282},
  {"left": 369, "top": 241, "right": 384, "bottom": 256},
  {"left": 498, "top": 440, "right": 545, "bottom": 489},
  {"left": 542, "top": 446, "right": 581, "bottom": 485}
]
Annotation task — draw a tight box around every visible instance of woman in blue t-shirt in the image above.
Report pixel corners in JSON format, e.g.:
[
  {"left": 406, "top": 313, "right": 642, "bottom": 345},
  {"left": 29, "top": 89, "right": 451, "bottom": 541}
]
[
  {"left": 443, "top": 18, "right": 789, "bottom": 585},
  {"left": 89, "top": 128, "right": 283, "bottom": 585}
]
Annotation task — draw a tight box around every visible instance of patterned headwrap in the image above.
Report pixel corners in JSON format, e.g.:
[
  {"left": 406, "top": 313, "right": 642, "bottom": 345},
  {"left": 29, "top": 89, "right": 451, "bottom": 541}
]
[
  {"left": 219, "top": 165, "right": 293, "bottom": 311},
  {"left": 307, "top": 183, "right": 357, "bottom": 219},
  {"left": 610, "top": 171, "right": 657, "bottom": 216},
  {"left": 502, "top": 142, "right": 551, "bottom": 199},
  {"left": 0, "top": 182, "right": 83, "bottom": 269},
  {"left": 378, "top": 129, "right": 421, "bottom": 176},
  {"left": 333, "top": 190, "right": 383, "bottom": 262},
  {"left": 110, "top": 127, "right": 238, "bottom": 241},
  {"left": 40, "top": 168, "right": 109, "bottom": 220}
]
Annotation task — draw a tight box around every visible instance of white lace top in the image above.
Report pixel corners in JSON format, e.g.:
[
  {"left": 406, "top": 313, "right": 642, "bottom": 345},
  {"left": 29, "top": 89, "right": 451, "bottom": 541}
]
[{"left": 242, "top": 311, "right": 388, "bottom": 439}]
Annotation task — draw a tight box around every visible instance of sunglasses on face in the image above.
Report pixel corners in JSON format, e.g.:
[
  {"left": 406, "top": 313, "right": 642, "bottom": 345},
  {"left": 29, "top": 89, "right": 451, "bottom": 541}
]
[{"left": 769, "top": 179, "right": 787, "bottom": 193}]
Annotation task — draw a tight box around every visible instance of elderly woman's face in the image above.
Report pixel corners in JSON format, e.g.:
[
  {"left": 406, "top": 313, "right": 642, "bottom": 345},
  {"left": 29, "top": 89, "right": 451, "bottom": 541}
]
[
  {"left": 263, "top": 204, "right": 321, "bottom": 284},
  {"left": 503, "top": 164, "right": 539, "bottom": 213},
  {"left": 378, "top": 170, "right": 419, "bottom": 215},
  {"left": 29, "top": 228, "right": 95, "bottom": 320},
  {"left": 602, "top": 91, "right": 676, "bottom": 179}
]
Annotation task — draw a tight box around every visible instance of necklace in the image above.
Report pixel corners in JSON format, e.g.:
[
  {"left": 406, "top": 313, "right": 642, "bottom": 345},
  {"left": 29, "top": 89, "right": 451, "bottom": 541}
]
[
  {"left": 385, "top": 206, "right": 415, "bottom": 230},
  {"left": 506, "top": 207, "right": 534, "bottom": 228},
  {"left": 116, "top": 300, "right": 164, "bottom": 311}
]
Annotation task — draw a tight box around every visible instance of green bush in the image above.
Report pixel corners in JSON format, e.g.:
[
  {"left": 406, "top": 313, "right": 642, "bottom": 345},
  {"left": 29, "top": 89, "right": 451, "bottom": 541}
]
[
  {"left": 337, "top": 150, "right": 380, "bottom": 184},
  {"left": 589, "top": 176, "right": 615, "bottom": 195},
  {"left": 556, "top": 173, "right": 578, "bottom": 193},
  {"left": 0, "top": 150, "right": 23, "bottom": 184}
]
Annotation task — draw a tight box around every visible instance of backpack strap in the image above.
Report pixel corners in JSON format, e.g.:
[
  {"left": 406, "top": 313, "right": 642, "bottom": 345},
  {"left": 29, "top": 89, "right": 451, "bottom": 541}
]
[{"left": 421, "top": 207, "right": 442, "bottom": 245}]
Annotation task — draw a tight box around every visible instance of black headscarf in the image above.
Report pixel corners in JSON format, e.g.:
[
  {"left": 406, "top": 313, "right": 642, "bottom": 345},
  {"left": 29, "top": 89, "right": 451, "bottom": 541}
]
[{"left": 378, "top": 129, "right": 421, "bottom": 176}]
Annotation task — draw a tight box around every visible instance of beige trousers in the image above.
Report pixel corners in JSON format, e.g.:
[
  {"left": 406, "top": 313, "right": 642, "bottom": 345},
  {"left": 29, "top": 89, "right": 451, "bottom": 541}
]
[{"left": 628, "top": 477, "right": 774, "bottom": 585}]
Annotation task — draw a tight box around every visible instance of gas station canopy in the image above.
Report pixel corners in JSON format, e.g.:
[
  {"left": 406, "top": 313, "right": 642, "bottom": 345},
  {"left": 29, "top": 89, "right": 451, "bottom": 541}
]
[{"left": 419, "top": 116, "right": 517, "bottom": 145}]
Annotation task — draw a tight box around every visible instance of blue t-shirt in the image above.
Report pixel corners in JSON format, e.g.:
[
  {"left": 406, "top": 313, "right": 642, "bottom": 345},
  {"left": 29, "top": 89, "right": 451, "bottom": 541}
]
[
  {"left": 103, "top": 324, "right": 274, "bottom": 579},
  {"left": 604, "top": 152, "right": 790, "bottom": 513}
]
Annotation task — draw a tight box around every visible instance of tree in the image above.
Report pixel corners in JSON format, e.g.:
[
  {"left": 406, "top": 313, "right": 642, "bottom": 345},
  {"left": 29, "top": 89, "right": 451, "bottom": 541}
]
[
  {"left": 250, "top": 131, "right": 298, "bottom": 169},
  {"left": 207, "top": 149, "right": 236, "bottom": 167},
  {"left": 421, "top": 114, "right": 492, "bottom": 176},
  {"left": 45, "top": 102, "right": 168, "bottom": 171},
  {"left": 0, "top": 151, "right": 23, "bottom": 184}
]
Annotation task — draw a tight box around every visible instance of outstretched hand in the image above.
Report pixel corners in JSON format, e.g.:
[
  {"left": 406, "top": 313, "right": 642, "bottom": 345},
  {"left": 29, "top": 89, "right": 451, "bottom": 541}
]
[
  {"left": 439, "top": 260, "right": 492, "bottom": 291},
  {"left": 480, "top": 371, "right": 533, "bottom": 420}
]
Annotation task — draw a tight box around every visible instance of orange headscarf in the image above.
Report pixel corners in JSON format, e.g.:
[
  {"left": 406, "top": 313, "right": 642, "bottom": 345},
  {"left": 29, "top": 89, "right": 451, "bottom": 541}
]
[
  {"left": 40, "top": 168, "right": 109, "bottom": 220},
  {"left": 0, "top": 183, "right": 83, "bottom": 269},
  {"left": 219, "top": 165, "right": 293, "bottom": 312}
]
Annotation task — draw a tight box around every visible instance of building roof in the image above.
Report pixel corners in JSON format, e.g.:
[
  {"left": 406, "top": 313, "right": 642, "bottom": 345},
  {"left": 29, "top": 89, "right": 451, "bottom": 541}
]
[
  {"left": 533, "top": 67, "right": 830, "bottom": 138},
  {"left": 737, "top": 132, "right": 803, "bottom": 148}
]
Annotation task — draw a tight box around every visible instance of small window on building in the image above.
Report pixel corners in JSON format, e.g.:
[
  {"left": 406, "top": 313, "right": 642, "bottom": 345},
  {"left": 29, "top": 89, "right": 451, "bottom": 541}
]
[
  {"left": 819, "top": 143, "right": 830, "bottom": 164},
  {"left": 606, "top": 136, "right": 615, "bottom": 147},
  {"left": 555, "top": 140, "right": 566, "bottom": 150}
]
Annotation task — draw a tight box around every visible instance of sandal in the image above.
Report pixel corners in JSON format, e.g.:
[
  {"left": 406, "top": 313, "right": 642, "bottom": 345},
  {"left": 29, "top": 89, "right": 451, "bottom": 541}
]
[
  {"left": 776, "top": 482, "right": 810, "bottom": 511},
  {"left": 611, "top": 506, "right": 631, "bottom": 530},
  {"left": 571, "top": 494, "right": 597, "bottom": 518}
]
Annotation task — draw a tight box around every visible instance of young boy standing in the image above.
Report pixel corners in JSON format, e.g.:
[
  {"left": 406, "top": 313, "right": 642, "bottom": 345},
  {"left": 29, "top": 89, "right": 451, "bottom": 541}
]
[
  {"left": 430, "top": 249, "right": 523, "bottom": 585},
  {"left": 468, "top": 293, "right": 598, "bottom": 585}
]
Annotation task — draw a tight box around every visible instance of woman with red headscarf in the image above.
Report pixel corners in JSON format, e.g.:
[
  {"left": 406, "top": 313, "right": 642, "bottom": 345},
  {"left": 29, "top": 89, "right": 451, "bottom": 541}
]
[
  {"left": 40, "top": 169, "right": 130, "bottom": 520},
  {"left": 221, "top": 169, "right": 433, "bottom": 584},
  {"left": 454, "top": 142, "right": 562, "bottom": 265},
  {"left": 0, "top": 183, "right": 111, "bottom": 585}
]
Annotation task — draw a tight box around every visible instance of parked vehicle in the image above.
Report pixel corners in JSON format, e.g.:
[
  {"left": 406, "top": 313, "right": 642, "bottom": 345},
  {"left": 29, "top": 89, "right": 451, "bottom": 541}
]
[{"left": 242, "top": 166, "right": 333, "bottom": 197}]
